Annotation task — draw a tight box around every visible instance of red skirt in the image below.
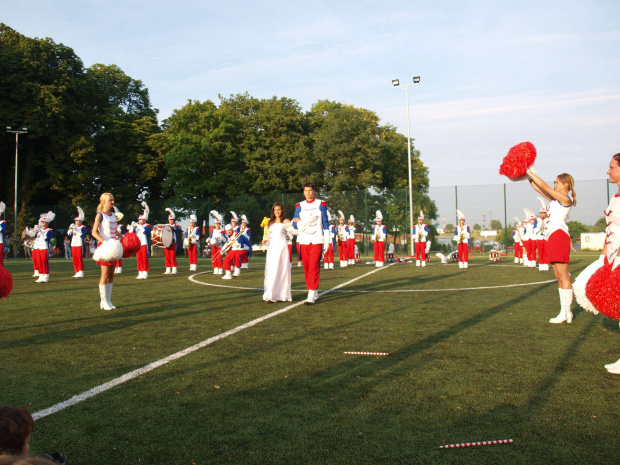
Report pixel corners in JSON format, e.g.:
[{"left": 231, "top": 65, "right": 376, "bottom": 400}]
[{"left": 546, "top": 230, "right": 570, "bottom": 264}]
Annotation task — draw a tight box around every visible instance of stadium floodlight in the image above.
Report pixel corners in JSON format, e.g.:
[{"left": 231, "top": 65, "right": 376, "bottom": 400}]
[
  {"left": 6, "top": 126, "right": 28, "bottom": 258},
  {"left": 392, "top": 77, "right": 421, "bottom": 256}
]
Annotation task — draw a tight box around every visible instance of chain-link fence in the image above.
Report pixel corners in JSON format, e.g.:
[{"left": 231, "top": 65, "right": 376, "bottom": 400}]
[{"left": 3, "top": 178, "right": 610, "bottom": 258}]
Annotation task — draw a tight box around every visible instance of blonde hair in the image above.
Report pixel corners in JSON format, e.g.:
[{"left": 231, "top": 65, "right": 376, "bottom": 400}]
[
  {"left": 557, "top": 173, "right": 577, "bottom": 206},
  {"left": 97, "top": 193, "right": 113, "bottom": 212}
]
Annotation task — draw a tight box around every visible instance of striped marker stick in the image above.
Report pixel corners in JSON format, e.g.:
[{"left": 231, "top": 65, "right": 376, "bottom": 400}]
[
  {"left": 344, "top": 352, "right": 389, "bottom": 356},
  {"left": 439, "top": 439, "right": 513, "bottom": 449}
]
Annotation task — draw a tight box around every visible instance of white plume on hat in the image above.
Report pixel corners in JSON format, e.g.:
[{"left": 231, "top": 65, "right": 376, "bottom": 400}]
[
  {"left": 139, "top": 201, "right": 149, "bottom": 220},
  {"left": 349, "top": 215, "right": 355, "bottom": 223},
  {"left": 241, "top": 214, "right": 248, "bottom": 223},
  {"left": 75, "top": 206, "right": 85, "bottom": 222},
  {"left": 418, "top": 210, "right": 424, "bottom": 220},
  {"left": 375, "top": 210, "right": 383, "bottom": 222},
  {"left": 514, "top": 216, "right": 522, "bottom": 227},
  {"left": 42, "top": 211, "right": 55, "bottom": 223},
  {"left": 113, "top": 206, "right": 123, "bottom": 222},
  {"left": 210, "top": 210, "right": 222, "bottom": 223},
  {"left": 190, "top": 214, "right": 197, "bottom": 223},
  {"left": 524, "top": 208, "right": 536, "bottom": 220},
  {"left": 327, "top": 210, "right": 332, "bottom": 222},
  {"left": 0, "top": 201, "right": 5, "bottom": 215},
  {"left": 230, "top": 211, "right": 239, "bottom": 222},
  {"left": 457, "top": 209, "right": 466, "bottom": 221},
  {"left": 537, "top": 197, "right": 548, "bottom": 213},
  {"left": 338, "top": 210, "right": 345, "bottom": 220},
  {"left": 166, "top": 207, "right": 175, "bottom": 220}
]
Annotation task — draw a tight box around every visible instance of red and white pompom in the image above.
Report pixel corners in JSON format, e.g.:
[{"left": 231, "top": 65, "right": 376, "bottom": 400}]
[
  {"left": 585, "top": 263, "right": 620, "bottom": 320},
  {"left": 93, "top": 239, "right": 123, "bottom": 263},
  {"left": 574, "top": 257, "right": 605, "bottom": 315},
  {"left": 121, "top": 232, "right": 141, "bottom": 258},
  {"left": 0, "top": 266, "right": 13, "bottom": 299},
  {"left": 499, "top": 142, "right": 537, "bottom": 180}
]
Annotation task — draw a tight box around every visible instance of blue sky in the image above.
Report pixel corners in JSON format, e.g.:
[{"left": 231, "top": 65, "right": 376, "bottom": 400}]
[{"left": 3, "top": 0, "right": 619, "bottom": 189}]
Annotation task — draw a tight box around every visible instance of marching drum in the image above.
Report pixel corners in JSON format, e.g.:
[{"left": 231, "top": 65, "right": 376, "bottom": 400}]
[{"left": 151, "top": 224, "right": 175, "bottom": 248}]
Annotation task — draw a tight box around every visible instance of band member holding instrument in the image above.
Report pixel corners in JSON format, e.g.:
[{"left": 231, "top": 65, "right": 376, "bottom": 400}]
[
  {"left": 372, "top": 210, "right": 387, "bottom": 267},
  {"left": 92, "top": 192, "right": 118, "bottom": 310},
  {"left": 347, "top": 215, "right": 357, "bottom": 265},
  {"left": 163, "top": 208, "right": 179, "bottom": 275},
  {"left": 337, "top": 211, "right": 349, "bottom": 267},
  {"left": 209, "top": 211, "right": 224, "bottom": 275},
  {"left": 134, "top": 202, "right": 151, "bottom": 280},
  {"left": 113, "top": 206, "right": 125, "bottom": 274},
  {"left": 535, "top": 198, "right": 549, "bottom": 271},
  {"left": 221, "top": 223, "right": 251, "bottom": 279},
  {"left": 413, "top": 211, "right": 429, "bottom": 267},
  {"left": 240, "top": 215, "right": 252, "bottom": 269},
  {"left": 323, "top": 211, "right": 336, "bottom": 270},
  {"left": 453, "top": 210, "right": 470, "bottom": 269},
  {"left": 523, "top": 209, "right": 537, "bottom": 268},
  {"left": 512, "top": 217, "right": 524, "bottom": 264},
  {"left": 0, "top": 201, "right": 7, "bottom": 266},
  {"left": 185, "top": 214, "right": 201, "bottom": 272},
  {"left": 29, "top": 212, "right": 55, "bottom": 282},
  {"left": 527, "top": 168, "right": 576, "bottom": 323},
  {"left": 293, "top": 181, "right": 330, "bottom": 305},
  {"left": 68, "top": 206, "right": 87, "bottom": 278}
]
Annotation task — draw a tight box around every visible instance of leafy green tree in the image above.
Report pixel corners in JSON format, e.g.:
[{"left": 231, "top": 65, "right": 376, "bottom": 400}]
[
  {"left": 445, "top": 223, "right": 455, "bottom": 232},
  {"left": 473, "top": 223, "right": 481, "bottom": 230},
  {"left": 566, "top": 221, "right": 589, "bottom": 239},
  {"left": 591, "top": 217, "right": 607, "bottom": 233},
  {"left": 490, "top": 219, "right": 502, "bottom": 230}
]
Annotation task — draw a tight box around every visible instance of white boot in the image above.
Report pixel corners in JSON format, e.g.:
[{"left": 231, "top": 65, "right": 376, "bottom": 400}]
[
  {"left": 324, "top": 263, "right": 329, "bottom": 270},
  {"left": 99, "top": 284, "right": 113, "bottom": 310},
  {"left": 218, "top": 268, "right": 223, "bottom": 275},
  {"left": 189, "top": 264, "right": 196, "bottom": 271},
  {"left": 213, "top": 268, "right": 219, "bottom": 275},
  {"left": 116, "top": 267, "right": 122, "bottom": 274},
  {"left": 305, "top": 290, "right": 316, "bottom": 305},
  {"left": 459, "top": 262, "right": 463, "bottom": 269},
  {"left": 416, "top": 260, "right": 420, "bottom": 267},
  {"left": 105, "top": 283, "right": 116, "bottom": 309},
  {"left": 520, "top": 258, "right": 524, "bottom": 264},
  {"left": 329, "top": 263, "right": 334, "bottom": 270},
  {"left": 297, "top": 262, "right": 303, "bottom": 267},
  {"left": 72, "top": 271, "right": 81, "bottom": 278},
  {"left": 136, "top": 272, "right": 143, "bottom": 279},
  {"left": 604, "top": 358, "right": 620, "bottom": 370},
  {"left": 514, "top": 257, "right": 519, "bottom": 263},
  {"left": 340, "top": 261, "right": 347, "bottom": 267},
  {"left": 550, "top": 288, "right": 573, "bottom": 323},
  {"left": 464, "top": 262, "right": 468, "bottom": 269},
  {"left": 421, "top": 261, "right": 426, "bottom": 267},
  {"left": 143, "top": 271, "right": 148, "bottom": 280},
  {"left": 164, "top": 267, "right": 171, "bottom": 274},
  {"left": 172, "top": 267, "right": 177, "bottom": 275},
  {"left": 233, "top": 267, "right": 241, "bottom": 277},
  {"left": 222, "top": 270, "right": 232, "bottom": 280},
  {"left": 33, "top": 270, "right": 39, "bottom": 277}
]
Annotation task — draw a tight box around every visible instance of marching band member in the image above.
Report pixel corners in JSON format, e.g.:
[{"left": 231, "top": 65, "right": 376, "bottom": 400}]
[
  {"left": 512, "top": 217, "right": 524, "bottom": 264},
  {"left": 323, "top": 211, "right": 336, "bottom": 270},
  {"left": 30, "top": 211, "right": 55, "bottom": 282},
  {"left": 337, "top": 211, "right": 349, "bottom": 267},
  {"left": 372, "top": 210, "right": 387, "bottom": 267},
  {"left": 134, "top": 202, "right": 151, "bottom": 280},
  {"left": 221, "top": 223, "right": 251, "bottom": 279},
  {"left": 535, "top": 198, "right": 549, "bottom": 271},
  {"left": 209, "top": 211, "right": 224, "bottom": 274},
  {"left": 0, "top": 201, "right": 6, "bottom": 266},
  {"left": 453, "top": 210, "right": 471, "bottom": 269},
  {"left": 293, "top": 181, "right": 330, "bottom": 304},
  {"left": 185, "top": 214, "right": 201, "bottom": 271},
  {"left": 113, "top": 206, "right": 125, "bottom": 274},
  {"left": 163, "top": 208, "right": 179, "bottom": 274},
  {"left": 296, "top": 237, "right": 303, "bottom": 267},
  {"left": 230, "top": 211, "right": 240, "bottom": 234},
  {"left": 92, "top": 192, "right": 119, "bottom": 310},
  {"left": 68, "top": 206, "right": 87, "bottom": 278},
  {"left": 347, "top": 215, "right": 356, "bottom": 265},
  {"left": 527, "top": 168, "right": 577, "bottom": 323},
  {"left": 413, "top": 211, "right": 429, "bottom": 267},
  {"left": 523, "top": 209, "right": 537, "bottom": 268},
  {"left": 240, "top": 215, "right": 252, "bottom": 269}
]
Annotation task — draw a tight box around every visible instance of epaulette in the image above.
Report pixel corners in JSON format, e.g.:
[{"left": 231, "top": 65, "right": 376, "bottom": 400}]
[{"left": 320, "top": 200, "right": 327, "bottom": 207}]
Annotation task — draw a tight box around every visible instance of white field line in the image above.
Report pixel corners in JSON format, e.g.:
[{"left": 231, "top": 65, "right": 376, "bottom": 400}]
[{"left": 32, "top": 264, "right": 393, "bottom": 421}]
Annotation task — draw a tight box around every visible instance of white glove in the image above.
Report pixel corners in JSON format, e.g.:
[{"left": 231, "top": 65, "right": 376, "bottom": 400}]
[
  {"left": 296, "top": 213, "right": 320, "bottom": 233},
  {"left": 323, "top": 230, "right": 330, "bottom": 253}
]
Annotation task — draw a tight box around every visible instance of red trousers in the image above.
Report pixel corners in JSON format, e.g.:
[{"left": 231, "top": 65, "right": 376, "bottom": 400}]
[
  {"left": 338, "top": 241, "right": 348, "bottom": 261},
  {"left": 415, "top": 242, "right": 426, "bottom": 262},
  {"left": 514, "top": 243, "right": 523, "bottom": 259},
  {"left": 0, "top": 244, "right": 3, "bottom": 266},
  {"left": 301, "top": 243, "right": 322, "bottom": 290},
  {"left": 296, "top": 242, "right": 302, "bottom": 263},
  {"left": 164, "top": 244, "right": 177, "bottom": 267},
  {"left": 33, "top": 249, "right": 49, "bottom": 274},
  {"left": 524, "top": 240, "right": 536, "bottom": 262},
  {"left": 536, "top": 239, "right": 547, "bottom": 265},
  {"left": 347, "top": 238, "right": 355, "bottom": 259},
  {"left": 324, "top": 243, "right": 334, "bottom": 263},
  {"left": 224, "top": 250, "right": 249, "bottom": 271},
  {"left": 374, "top": 241, "right": 385, "bottom": 262},
  {"left": 458, "top": 243, "right": 469, "bottom": 262},
  {"left": 71, "top": 246, "right": 84, "bottom": 272},
  {"left": 188, "top": 243, "right": 197, "bottom": 265},
  {"left": 136, "top": 245, "right": 149, "bottom": 271},
  {"left": 211, "top": 246, "right": 223, "bottom": 268}
]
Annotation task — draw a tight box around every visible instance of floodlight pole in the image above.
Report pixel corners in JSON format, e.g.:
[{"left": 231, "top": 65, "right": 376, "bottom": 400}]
[
  {"left": 393, "top": 77, "right": 420, "bottom": 256},
  {"left": 6, "top": 126, "right": 28, "bottom": 258}
]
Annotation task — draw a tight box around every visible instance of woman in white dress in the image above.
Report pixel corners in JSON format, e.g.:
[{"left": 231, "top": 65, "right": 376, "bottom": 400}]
[{"left": 263, "top": 203, "right": 293, "bottom": 303}]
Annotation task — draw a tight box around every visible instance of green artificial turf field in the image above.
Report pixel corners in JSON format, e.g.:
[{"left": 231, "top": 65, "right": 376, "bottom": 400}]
[{"left": 1, "top": 252, "right": 619, "bottom": 464}]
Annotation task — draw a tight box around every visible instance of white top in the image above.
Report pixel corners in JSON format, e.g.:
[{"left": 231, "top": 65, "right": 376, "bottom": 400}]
[
  {"left": 97, "top": 211, "right": 118, "bottom": 242},
  {"left": 605, "top": 194, "right": 620, "bottom": 270},
  {"left": 545, "top": 197, "right": 572, "bottom": 239}
]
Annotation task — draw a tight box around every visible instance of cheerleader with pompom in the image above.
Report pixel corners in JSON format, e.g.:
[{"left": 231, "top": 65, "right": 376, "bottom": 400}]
[
  {"left": 527, "top": 168, "right": 577, "bottom": 323},
  {"left": 92, "top": 193, "right": 120, "bottom": 310}
]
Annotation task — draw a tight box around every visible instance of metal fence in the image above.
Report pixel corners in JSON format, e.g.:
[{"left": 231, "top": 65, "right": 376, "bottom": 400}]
[{"left": 3, "top": 178, "right": 610, "bottom": 258}]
